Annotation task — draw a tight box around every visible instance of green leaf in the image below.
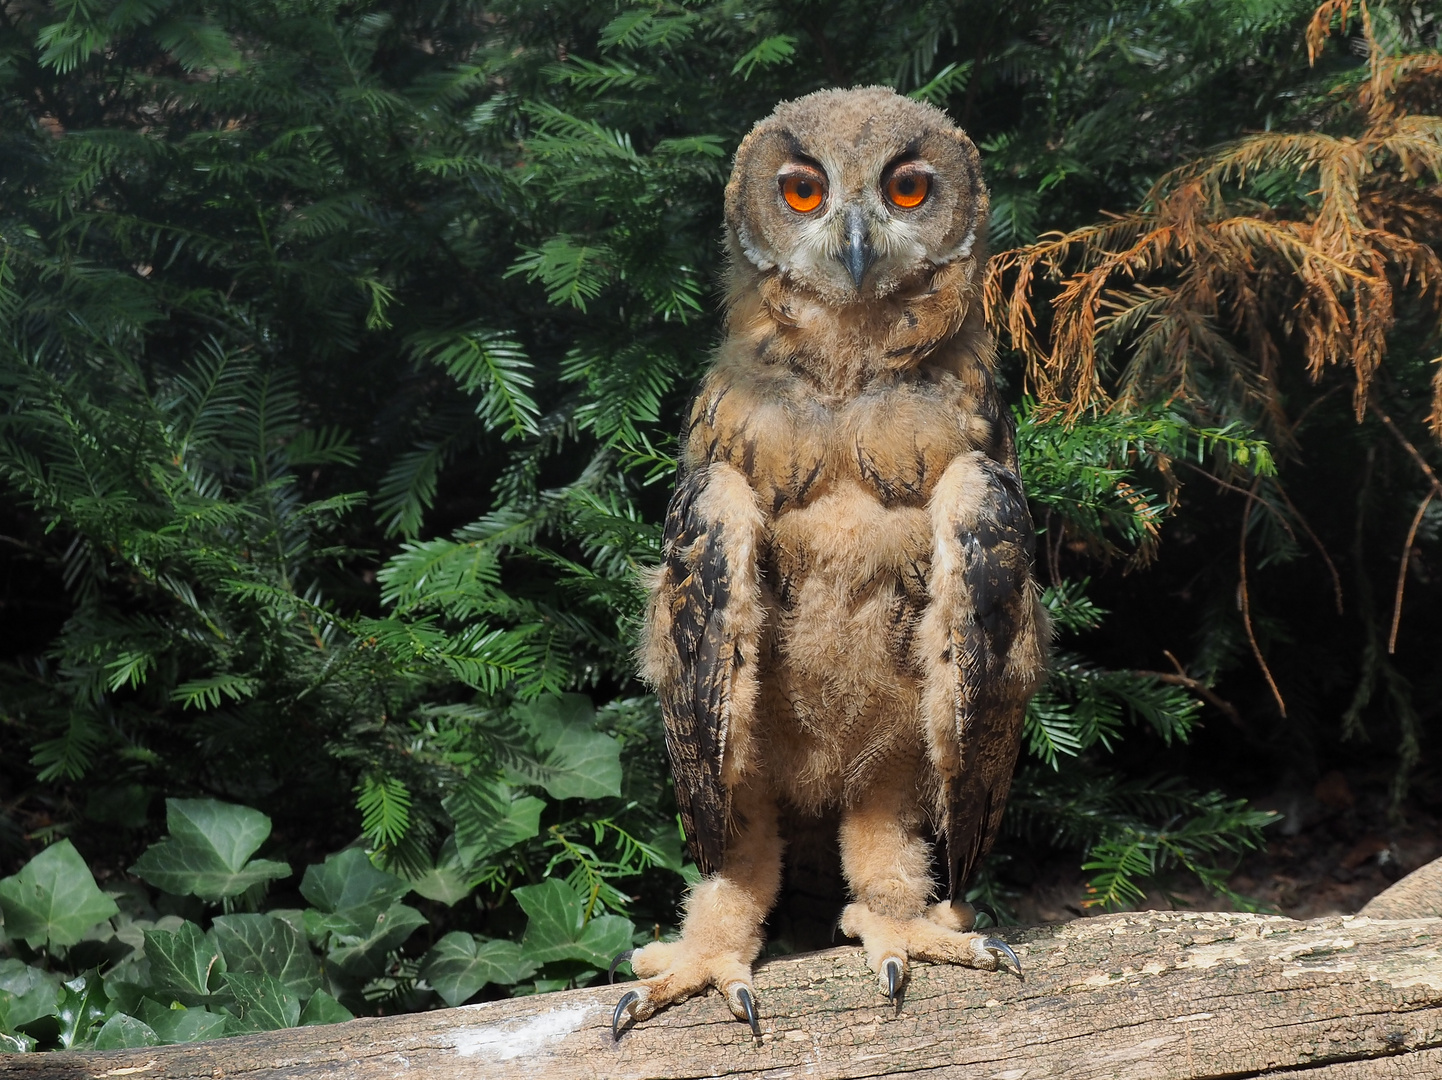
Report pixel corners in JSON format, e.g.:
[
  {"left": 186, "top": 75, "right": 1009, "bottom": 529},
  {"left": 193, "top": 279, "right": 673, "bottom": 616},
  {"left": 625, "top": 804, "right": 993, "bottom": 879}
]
[
  {"left": 299, "top": 848, "right": 410, "bottom": 916},
  {"left": 731, "top": 34, "right": 797, "bottom": 79},
  {"left": 144, "top": 922, "right": 225, "bottom": 1004},
  {"left": 406, "top": 327, "right": 539, "bottom": 440},
  {"left": 908, "top": 60, "right": 973, "bottom": 105},
  {"left": 420, "top": 933, "right": 537, "bottom": 1007},
  {"left": 443, "top": 779, "right": 545, "bottom": 867},
  {"left": 402, "top": 836, "right": 474, "bottom": 906},
  {"left": 325, "top": 903, "right": 428, "bottom": 981},
  {"left": 55, "top": 972, "right": 109, "bottom": 1049},
  {"left": 356, "top": 775, "right": 412, "bottom": 848},
  {"left": 506, "top": 238, "right": 612, "bottom": 312},
  {"left": 222, "top": 972, "right": 300, "bottom": 1032},
  {"left": 298, "top": 852, "right": 424, "bottom": 980},
  {"left": 137, "top": 999, "right": 228, "bottom": 1045},
  {"left": 129, "top": 799, "right": 291, "bottom": 901},
  {"left": 513, "top": 879, "right": 634, "bottom": 968},
  {"left": 0, "top": 960, "right": 60, "bottom": 1029},
  {"left": 93, "top": 1013, "right": 160, "bottom": 1049},
  {"left": 0, "top": 1030, "right": 36, "bottom": 1052},
  {"left": 0, "top": 840, "right": 120, "bottom": 949},
  {"left": 298, "top": 990, "right": 354, "bottom": 1027},
  {"left": 210, "top": 914, "right": 321, "bottom": 999},
  {"left": 171, "top": 673, "right": 261, "bottom": 711},
  {"left": 510, "top": 694, "right": 622, "bottom": 800}
]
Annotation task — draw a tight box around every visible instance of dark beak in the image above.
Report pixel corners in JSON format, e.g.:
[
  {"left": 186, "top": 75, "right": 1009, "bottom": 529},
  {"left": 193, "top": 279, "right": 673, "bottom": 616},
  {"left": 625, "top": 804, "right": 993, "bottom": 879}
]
[{"left": 841, "top": 205, "right": 875, "bottom": 291}]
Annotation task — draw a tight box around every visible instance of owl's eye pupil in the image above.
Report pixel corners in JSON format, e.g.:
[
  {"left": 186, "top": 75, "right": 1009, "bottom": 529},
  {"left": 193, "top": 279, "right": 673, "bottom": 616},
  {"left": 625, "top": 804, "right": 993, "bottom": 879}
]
[
  {"left": 781, "top": 172, "right": 826, "bottom": 212},
  {"left": 885, "top": 169, "right": 931, "bottom": 209}
]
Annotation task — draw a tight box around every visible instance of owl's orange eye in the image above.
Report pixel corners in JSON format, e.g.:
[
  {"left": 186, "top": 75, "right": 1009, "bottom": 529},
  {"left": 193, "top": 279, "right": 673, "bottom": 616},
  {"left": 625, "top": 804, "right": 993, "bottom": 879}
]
[
  {"left": 885, "top": 170, "right": 931, "bottom": 209},
  {"left": 780, "top": 172, "right": 826, "bottom": 213}
]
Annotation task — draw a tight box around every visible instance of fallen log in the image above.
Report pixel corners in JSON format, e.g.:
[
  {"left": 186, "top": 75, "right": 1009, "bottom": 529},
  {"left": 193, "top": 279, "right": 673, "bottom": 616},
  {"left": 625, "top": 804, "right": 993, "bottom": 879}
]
[
  {"left": 3, "top": 908, "right": 1441, "bottom": 1079},
  {"left": 1361, "top": 856, "right": 1442, "bottom": 919}
]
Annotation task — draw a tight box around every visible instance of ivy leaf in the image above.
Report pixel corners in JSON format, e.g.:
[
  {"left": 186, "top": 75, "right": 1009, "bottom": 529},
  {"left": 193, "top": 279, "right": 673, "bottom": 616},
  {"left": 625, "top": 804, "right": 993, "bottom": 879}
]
[
  {"left": 509, "top": 694, "right": 623, "bottom": 800},
  {"left": 443, "top": 779, "right": 545, "bottom": 867},
  {"left": 299, "top": 848, "right": 410, "bottom": 921},
  {"left": 0, "top": 840, "right": 120, "bottom": 949},
  {"left": 129, "top": 799, "right": 291, "bottom": 901},
  {"left": 513, "top": 879, "right": 634, "bottom": 968},
  {"left": 325, "top": 903, "right": 428, "bottom": 981},
  {"left": 0, "top": 1030, "right": 36, "bottom": 1052},
  {"left": 403, "top": 835, "right": 475, "bottom": 906},
  {"left": 298, "top": 990, "right": 354, "bottom": 1027},
  {"left": 144, "top": 922, "right": 225, "bottom": 1005},
  {"left": 93, "top": 1013, "right": 159, "bottom": 1049},
  {"left": 210, "top": 914, "right": 321, "bottom": 999},
  {"left": 420, "top": 932, "right": 537, "bottom": 1007},
  {"left": 222, "top": 972, "right": 300, "bottom": 1032},
  {"left": 137, "top": 999, "right": 228, "bottom": 1044},
  {"left": 0, "top": 960, "right": 60, "bottom": 1029}
]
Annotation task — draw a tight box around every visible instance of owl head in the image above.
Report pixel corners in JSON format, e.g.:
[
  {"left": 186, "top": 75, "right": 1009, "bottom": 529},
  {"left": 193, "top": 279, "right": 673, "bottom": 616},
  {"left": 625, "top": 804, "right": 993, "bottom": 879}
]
[{"left": 725, "top": 86, "right": 987, "bottom": 306}]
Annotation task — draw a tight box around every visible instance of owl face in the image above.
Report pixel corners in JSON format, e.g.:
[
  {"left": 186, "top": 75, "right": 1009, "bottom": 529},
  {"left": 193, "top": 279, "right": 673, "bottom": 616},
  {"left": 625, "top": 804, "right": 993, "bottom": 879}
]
[{"left": 725, "top": 87, "right": 987, "bottom": 306}]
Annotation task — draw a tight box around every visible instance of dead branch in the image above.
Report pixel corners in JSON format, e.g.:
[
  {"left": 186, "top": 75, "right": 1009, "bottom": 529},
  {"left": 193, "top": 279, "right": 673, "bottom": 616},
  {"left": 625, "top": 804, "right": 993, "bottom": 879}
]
[
  {"left": 3, "top": 909, "right": 1440, "bottom": 1080},
  {"left": 1239, "top": 484, "right": 1288, "bottom": 715},
  {"left": 1135, "top": 655, "right": 1244, "bottom": 728},
  {"left": 1389, "top": 491, "right": 1433, "bottom": 652}
]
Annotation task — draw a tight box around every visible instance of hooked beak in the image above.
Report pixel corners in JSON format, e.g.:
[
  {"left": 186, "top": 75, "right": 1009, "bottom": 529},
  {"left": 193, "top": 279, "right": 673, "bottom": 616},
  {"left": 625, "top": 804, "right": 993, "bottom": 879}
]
[{"left": 841, "top": 205, "right": 875, "bottom": 291}]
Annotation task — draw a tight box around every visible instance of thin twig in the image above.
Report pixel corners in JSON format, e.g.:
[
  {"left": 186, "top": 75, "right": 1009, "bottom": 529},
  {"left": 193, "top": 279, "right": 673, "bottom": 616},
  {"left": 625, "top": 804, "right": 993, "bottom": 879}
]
[
  {"left": 1370, "top": 402, "right": 1442, "bottom": 500},
  {"left": 1176, "top": 459, "right": 1296, "bottom": 540},
  {"left": 1239, "top": 484, "right": 1287, "bottom": 716},
  {"left": 1273, "top": 482, "right": 1344, "bottom": 615},
  {"left": 1127, "top": 652, "right": 1245, "bottom": 729},
  {"left": 1388, "top": 491, "right": 1432, "bottom": 655}
]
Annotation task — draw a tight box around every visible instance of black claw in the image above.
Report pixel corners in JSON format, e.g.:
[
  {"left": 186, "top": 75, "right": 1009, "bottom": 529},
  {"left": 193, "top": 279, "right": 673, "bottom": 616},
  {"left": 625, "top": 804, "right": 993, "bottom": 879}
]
[
  {"left": 984, "top": 936, "right": 1023, "bottom": 980},
  {"left": 612, "top": 989, "right": 640, "bottom": 1040},
  {"left": 883, "top": 957, "right": 903, "bottom": 1004},
  {"left": 608, "top": 949, "right": 634, "bottom": 984},
  {"left": 973, "top": 901, "right": 999, "bottom": 927},
  {"left": 736, "top": 985, "right": 761, "bottom": 1038}
]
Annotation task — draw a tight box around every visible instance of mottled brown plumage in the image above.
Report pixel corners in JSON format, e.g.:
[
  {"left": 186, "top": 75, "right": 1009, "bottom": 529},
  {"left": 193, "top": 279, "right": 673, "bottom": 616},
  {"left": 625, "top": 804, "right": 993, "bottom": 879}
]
[{"left": 620, "top": 86, "right": 1047, "bottom": 1036}]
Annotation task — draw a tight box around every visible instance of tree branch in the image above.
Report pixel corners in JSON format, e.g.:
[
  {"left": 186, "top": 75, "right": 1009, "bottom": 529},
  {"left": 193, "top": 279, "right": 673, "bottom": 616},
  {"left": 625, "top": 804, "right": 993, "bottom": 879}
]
[{"left": 5, "top": 908, "right": 1441, "bottom": 1080}]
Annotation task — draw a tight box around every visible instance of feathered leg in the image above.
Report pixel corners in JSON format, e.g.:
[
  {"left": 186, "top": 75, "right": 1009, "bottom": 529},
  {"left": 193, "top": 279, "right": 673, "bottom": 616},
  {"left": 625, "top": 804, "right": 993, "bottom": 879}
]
[
  {"left": 612, "top": 783, "right": 782, "bottom": 1038},
  {"left": 837, "top": 783, "right": 1019, "bottom": 1003}
]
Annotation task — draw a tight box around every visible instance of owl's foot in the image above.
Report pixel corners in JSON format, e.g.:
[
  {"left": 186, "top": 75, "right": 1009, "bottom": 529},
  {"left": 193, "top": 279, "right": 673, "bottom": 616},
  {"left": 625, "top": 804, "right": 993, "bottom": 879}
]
[
  {"left": 610, "top": 940, "right": 761, "bottom": 1040},
  {"left": 839, "top": 900, "right": 1022, "bottom": 1004}
]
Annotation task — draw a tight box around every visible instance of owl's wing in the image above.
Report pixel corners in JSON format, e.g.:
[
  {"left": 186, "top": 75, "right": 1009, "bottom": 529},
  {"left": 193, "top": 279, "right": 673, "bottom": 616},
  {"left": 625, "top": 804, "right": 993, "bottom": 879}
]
[
  {"left": 642, "top": 460, "right": 766, "bottom": 877},
  {"left": 926, "top": 451, "right": 1045, "bottom": 899}
]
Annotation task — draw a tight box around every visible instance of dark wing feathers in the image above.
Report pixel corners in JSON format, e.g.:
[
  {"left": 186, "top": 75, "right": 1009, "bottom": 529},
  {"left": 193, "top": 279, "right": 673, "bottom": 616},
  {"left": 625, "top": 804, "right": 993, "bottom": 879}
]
[
  {"left": 944, "top": 457, "right": 1039, "bottom": 898},
  {"left": 657, "top": 467, "right": 734, "bottom": 877}
]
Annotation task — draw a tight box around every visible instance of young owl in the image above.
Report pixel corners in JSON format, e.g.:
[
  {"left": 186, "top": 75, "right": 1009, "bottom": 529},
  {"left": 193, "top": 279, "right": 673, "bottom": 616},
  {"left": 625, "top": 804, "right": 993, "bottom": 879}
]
[{"left": 616, "top": 86, "right": 1047, "bottom": 1037}]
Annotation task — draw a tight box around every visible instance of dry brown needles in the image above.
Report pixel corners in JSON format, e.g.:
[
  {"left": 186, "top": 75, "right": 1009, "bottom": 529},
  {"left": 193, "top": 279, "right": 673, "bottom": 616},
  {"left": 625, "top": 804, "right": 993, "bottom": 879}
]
[
  {"left": 983, "top": 1, "right": 1442, "bottom": 709},
  {"left": 985, "top": 0, "right": 1442, "bottom": 441}
]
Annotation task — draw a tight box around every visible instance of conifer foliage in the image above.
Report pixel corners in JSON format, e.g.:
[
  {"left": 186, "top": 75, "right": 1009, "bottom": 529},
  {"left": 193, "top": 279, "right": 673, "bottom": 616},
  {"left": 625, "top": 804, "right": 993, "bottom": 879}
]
[{"left": 0, "top": 0, "right": 1435, "bottom": 1049}]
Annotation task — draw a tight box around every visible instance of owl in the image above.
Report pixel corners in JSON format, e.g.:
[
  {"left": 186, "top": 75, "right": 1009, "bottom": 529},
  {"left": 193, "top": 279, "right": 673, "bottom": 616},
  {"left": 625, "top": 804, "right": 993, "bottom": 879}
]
[{"left": 614, "top": 86, "right": 1047, "bottom": 1037}]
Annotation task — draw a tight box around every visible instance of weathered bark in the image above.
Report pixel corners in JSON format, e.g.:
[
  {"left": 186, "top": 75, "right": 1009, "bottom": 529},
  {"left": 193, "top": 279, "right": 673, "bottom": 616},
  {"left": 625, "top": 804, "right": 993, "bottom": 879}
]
[
  {"left": 3, "top": 909, "right": 1442, "bottom": 1080},
  {"left": 1360, "top": 857, "right": 1442, "bottom": 919}
]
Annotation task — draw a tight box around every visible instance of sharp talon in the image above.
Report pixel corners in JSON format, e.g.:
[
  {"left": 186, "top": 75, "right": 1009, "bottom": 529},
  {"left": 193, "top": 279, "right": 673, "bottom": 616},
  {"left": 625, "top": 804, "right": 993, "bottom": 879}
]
[
  {"left": 612, "top": 989, "right": 640, "bottom": 1040},
  {"left": 973, "top": 901, "right": 999, "bottom": 927},
  {"left": 984, "top": 937, "right": 1023, "bottom": 980},
  {"left": 735, "top": 985, "right": 761, "bottom": 1038},
  {"left": 882, "top": 957, "right": 903, "bottom": 1004},
  {"left": 608, "top": 949, "right": 634, "bottom": 984}
]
